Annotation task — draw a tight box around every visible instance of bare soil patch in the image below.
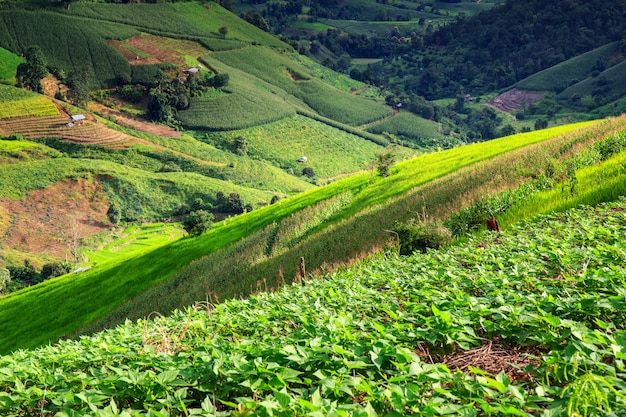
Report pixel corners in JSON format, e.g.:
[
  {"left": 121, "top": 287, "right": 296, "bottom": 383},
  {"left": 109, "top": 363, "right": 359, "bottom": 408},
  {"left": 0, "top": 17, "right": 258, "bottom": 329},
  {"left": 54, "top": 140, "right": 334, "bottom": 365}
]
[
  {"left": 0, "top": 179, "right": 111, "bottom": 266},
  {"left": 487, "top": 88, "right": 545, "bottom": 112}
]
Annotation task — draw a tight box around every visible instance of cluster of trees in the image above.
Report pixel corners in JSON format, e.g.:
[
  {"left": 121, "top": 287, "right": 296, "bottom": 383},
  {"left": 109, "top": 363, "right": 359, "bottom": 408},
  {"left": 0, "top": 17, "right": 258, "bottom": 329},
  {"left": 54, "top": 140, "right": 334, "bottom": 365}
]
[
  {"left": 146, "top": 70, "right": 229, "bottom": 125},
  {"left": 386, "top": 0, "right": 626, "bottom": 99},
  {"left": 215, "top": 191, "right": 253, "bottom": 214},
  {"left": 0, "top": 260, "right": 72, "bottom": 296},
  {"left": 15, "top": 44, "right": 95, "bottom": 106}
]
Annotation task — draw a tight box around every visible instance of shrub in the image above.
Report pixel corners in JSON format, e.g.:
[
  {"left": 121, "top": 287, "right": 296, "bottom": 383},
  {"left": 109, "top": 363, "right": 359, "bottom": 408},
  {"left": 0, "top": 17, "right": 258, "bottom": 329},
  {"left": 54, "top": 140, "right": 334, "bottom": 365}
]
[
  {"left": 394, "top": 218, "right": 452, "bottom": 255},
  {"left": 376, "top": 150, "right": 396, "bottom": 177},
  {"left": 40, "top": 262, "right": 71, "bottom": 280},
  {"left": 302, "top": 167, "right": 315, "bottom": 178},
  {"left": 182, "top": 210, "right": 214, "bottom": 237},
  {"left": 107, "top": 204, "right": 122, "bottom": 225},
  {"left": 0, "top": 268, "right": 10, "bottom": 293}
]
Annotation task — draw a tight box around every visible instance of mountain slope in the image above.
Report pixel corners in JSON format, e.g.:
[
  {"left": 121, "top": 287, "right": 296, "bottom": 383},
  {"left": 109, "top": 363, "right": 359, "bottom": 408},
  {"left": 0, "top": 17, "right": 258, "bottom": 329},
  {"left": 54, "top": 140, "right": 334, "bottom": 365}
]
[{"left": 1, "top": 196, "right": 626, "bottom": 415}]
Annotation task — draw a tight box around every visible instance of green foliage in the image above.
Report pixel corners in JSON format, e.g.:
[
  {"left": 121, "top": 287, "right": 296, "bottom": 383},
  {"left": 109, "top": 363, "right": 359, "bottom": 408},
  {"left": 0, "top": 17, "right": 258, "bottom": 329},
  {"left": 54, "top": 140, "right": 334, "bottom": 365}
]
[
  {"left": 3, "top": 199, "right": 626, "bottom": 414},
  {"left": 0, "top": 10, "right": 135, "bottom": 87},
  {"left": 0, "top": 45, "right": 22, "bottom": 83},
  {"left": 375, "top": 148, "right": 395, "bottom": 177},
  {"left": 40, "top": 262, "right": 71, "bottom": 280},
  {"left": 15, "top": 45, "right": 47, "bottom": 93},
  {"left": 0, "top": 268, "right": 9, "bottom": 293},
  {"left": 182, "top": 210, "right": 214, "bottom": 237},
  {"left": 394, "top": 217, "right": 452, "bottom": 255},
  {"left": 0, "top": 84, "right": 59, "bottom": 119},
  {"left": 66, "top": 65, "right": 94, "bottom": 106},
  {"left": 106, "top": 203, "right": 121, "bottom": 225}
]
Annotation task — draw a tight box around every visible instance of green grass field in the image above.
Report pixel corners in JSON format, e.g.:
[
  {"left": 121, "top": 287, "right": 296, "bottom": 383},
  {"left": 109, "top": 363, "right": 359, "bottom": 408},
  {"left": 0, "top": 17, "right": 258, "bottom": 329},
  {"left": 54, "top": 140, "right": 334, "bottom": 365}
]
[
  {"left": 366, "top": 111, "right": 445, "bottom": 143},
  {"left": 0, "top": 118, "right": 597, "bottom": 353},
  {"left": 171, "top": 2, "right": 287, "bottom": 49},
  {"left": 85, "top": 222, "right": 184, "bottom": 265},
  {"left": 558, "top": 59, "right": 626, "bottom": 106},
  {"left": 0, "top": 45, "right": 22, "bottom": 84}
]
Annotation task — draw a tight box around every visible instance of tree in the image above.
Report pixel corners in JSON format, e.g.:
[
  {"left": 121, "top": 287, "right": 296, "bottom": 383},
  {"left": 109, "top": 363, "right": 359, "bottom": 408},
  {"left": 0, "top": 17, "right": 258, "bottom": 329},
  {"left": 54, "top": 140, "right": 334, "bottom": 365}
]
[
  {"left": 0, "top": 268, "right": 10, "bottom": 293},
  {"left": 107, "top": 204, "right": 122, "bottom": 225},
  {"left": 376, "top": 150, "right": 396, "bottom": 177},
  {"left": 40, "top": 262, "right": 71, "bottom": 280},
  {"left": 16, "top": 46, "right": 48, "bottom": 93},
  {"left": 302, "top": 167, "right": 316, "bottom": 178},
  {"left": 182, "top": 210, "right": 214, "bottom": 237},
  {"left": 231, "top": 135, "right": 248, "bottom": 156},
  {"left": 66, "top": 66, "right": 94, "bottom": 107},
  {"left": 219, "top": 26, "right": 229, "bottom": 38}
]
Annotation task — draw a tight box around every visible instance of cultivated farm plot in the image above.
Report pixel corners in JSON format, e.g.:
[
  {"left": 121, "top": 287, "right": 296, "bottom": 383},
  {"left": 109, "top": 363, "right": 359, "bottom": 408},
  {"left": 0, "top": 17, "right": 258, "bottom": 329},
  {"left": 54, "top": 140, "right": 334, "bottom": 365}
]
[{"left": 0, "top": 115, "right": 135, "bottom": 149}]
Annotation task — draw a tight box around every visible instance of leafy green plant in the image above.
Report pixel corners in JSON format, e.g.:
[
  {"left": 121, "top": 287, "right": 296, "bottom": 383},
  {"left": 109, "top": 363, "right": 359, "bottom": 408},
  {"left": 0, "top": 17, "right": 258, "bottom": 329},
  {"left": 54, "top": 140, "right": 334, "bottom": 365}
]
[
  {"left": 394, "top": 217, "right": 452, "bottom": 255},
  {"left": 182, "top": 210, "right": 214, "bottom": 237}
]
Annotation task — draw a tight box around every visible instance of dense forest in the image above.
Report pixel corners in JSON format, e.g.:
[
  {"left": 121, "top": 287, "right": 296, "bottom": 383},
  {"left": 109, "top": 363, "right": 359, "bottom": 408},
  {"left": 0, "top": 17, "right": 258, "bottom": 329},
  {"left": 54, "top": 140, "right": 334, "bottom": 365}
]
[
  {"left": 402, "top": 0, "right": 626, "bottom": 98},
  {"left": 239, "top": 0, "right": 626, "bottom": 100}
]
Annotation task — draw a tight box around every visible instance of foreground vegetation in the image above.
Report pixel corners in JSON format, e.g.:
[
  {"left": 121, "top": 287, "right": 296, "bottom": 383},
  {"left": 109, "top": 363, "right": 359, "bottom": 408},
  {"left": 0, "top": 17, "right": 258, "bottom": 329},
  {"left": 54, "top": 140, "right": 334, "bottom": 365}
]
[
  {"left": 1, "top": 197, "right": 626, "bottom": 415},
  {"left": 0, "top": 120, "right": 602, "bottom": 353}
]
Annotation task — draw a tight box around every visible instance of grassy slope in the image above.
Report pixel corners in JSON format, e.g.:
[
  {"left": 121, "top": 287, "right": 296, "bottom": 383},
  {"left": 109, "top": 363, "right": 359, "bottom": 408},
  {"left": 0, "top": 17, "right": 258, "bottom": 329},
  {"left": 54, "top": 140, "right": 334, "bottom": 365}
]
[
  {"left": 208, "top": 46, "right": 392, "bottom": 126},
  {"left": 365, "top": 110, "right": 444, "bottom": 142},
  {"left": 0, "top": 121, "right": 593, "bottom": 353},
  {"left": 558, "top": 59, "right": 626, "bottom": 104},
  {"left": 200, "top": 114, "right": 389, "bottom": 179},
  {"left": 515, "top": 42, "right": 621, "bottom": 91},
  {"left": 1, "top": 194, "right": 626, "bottom": 415},
  {"left": 0, "top": 45, "right": 21, "bottom": 84}
]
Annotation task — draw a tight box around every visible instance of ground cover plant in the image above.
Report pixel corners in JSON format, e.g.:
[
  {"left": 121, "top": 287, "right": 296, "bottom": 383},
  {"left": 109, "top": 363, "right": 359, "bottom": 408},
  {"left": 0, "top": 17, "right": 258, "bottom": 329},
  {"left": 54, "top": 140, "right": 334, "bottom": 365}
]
[
  {"left": 1, "top": 198, "right": 626, "bottom": 415},
  {"left": 0, "top": 119, "right": 595, "bottom": 353}
]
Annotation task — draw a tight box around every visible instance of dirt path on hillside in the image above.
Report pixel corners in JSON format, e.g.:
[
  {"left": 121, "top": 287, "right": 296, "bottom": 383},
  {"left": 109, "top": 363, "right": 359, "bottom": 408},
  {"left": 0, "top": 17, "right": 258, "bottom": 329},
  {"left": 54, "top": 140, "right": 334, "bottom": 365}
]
[{"left": 350, "top": 85, "right": 370, "bottom": 95}]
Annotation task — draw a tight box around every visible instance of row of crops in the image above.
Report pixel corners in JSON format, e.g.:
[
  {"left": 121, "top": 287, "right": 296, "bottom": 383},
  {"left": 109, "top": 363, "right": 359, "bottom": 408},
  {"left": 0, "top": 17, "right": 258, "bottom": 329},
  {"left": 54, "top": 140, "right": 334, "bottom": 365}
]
[{"left": 1, "top": 198, "right": 625, "bottom": 415}]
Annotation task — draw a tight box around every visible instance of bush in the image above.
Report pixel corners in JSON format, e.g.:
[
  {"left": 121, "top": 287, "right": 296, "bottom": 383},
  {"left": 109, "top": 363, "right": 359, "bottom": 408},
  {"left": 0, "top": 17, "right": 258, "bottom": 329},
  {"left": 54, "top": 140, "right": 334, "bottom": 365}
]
[
  {"left": 107, "top": 204, "right": 122, "bottom": 225},
  {"left": 40, "top": 262, "right": 71, "bottom": 280},
  {"left": 182, "top": 210, "right": 214, "bottom": 237},
  {"left": 394, "top": 218, "right": 452, "bottom": 255},
  {"left": 0, "top": 268, "right": 10, "bottom": 293}
]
